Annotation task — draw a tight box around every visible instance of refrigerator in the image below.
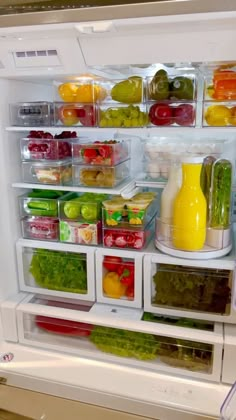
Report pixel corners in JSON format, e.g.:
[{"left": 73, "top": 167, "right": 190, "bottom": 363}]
[{"left": 0, "top": 1, "right": 235, "bottom": 418}]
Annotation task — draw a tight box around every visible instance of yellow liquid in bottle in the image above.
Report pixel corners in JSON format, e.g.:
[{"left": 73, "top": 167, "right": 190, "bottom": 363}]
[{"left": 173, "top": 162, "right": 206, "bottom": 251}]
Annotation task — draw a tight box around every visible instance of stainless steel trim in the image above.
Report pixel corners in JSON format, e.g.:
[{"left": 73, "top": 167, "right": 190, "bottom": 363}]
[{"left": 0, "top": 0, "right": 236, "bottom": 28}]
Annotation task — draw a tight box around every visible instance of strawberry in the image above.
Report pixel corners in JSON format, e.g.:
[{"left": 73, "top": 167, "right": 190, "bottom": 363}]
[
  {"left": 99, "top": 145, "right": 112, "bottom": 158},
  {"left": 82, "top": 148, "right": 98, "bottom": 163}
]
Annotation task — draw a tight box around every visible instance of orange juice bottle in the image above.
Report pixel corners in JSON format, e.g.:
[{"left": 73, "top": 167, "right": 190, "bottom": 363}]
[{"left": 173, "top": 157, "right": 207, "bottom": 251}]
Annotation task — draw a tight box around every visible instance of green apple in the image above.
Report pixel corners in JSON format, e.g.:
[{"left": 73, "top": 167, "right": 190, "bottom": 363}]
[
  {"left": 64, "top": 202, "right": 80, "bottom": 219},
  {"left": 81, "top": 204, "right": 97, "bottom": 221}
]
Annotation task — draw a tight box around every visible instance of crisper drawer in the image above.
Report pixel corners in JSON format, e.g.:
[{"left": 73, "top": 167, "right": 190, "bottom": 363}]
[
  {"left": 95, "top": 249, "right": 143, "bottom": 308},
  {"left": 16, "top": 239, "right": 95, "bottom": 302},
  {"left": 143, "top": 253, "right": 236, "bottom": 323},
  {"left": 15, "top": 295, "right": 223, "bottom": 383},
  {"left": 222, "top": 324, "right": 236, "bottom": 385}
]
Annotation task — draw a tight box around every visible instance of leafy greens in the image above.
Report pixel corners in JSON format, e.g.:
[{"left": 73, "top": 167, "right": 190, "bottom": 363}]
[{"left": 30, "top": 248, "right": 87, "bottom": 293}]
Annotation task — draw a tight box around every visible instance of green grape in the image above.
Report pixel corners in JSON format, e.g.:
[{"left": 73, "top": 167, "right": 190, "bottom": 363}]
[
  {"left": 131, "top": 118, "right": 139, "bottom": 127},
  {"left": 123, "top": 119, "right": 132, "bottom": 127},
  {"left": 111, "top": 109, "right": 119, "bottom": 118},
  {"left": 106, "top": 118, "right": 114, "bottom": 127},
  {"left": 99, "top": 118, "right": 108, "bottom": 127},
  {"left": 105, "top": 109, "right": 113, "bottom": 118},
  {"left": 100, "top": 110, "right": 105, "bottom": 118},
  {"left": 130, "top": 109, "right": 139, "bottom": 118},
  {"left": 113, "top": 118, "right": 123, "bottom": 127},
  {"left": 120, "top": 107, "right": 129, "bottom": 117}
]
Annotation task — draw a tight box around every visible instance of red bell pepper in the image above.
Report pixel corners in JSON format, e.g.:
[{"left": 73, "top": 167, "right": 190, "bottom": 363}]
[
  {"left": 213, "top": 71, "right": 236, "bottom": 100},
  {"left": 103, "top": 255, "right": 122, "bottom": 272},
  {"left": 118, "top": 262, "right": 135, "bottom": 288},
  {"left": 126, "top": 286, "right": 135, "bottom": 300}
]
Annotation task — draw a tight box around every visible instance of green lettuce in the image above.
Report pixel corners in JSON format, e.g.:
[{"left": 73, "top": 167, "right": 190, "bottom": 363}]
[
  {"left": 30, "top": 248, "right": 87, "bottom": 293},
  {"left": 90, "top": 326, "right": 159, "bottom": 360}
]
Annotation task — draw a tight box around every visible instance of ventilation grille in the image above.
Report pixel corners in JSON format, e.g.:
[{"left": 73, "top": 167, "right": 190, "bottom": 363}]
[
  {"left": 13, "top": 49, "right": 61, "bottom": 68},
  {"left": 15, "top": 50, "right": 58, "bottom": 58}
]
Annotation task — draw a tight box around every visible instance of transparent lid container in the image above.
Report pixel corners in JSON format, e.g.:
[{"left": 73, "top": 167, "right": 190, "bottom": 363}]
[
  {"left": 72, "top": 138, "right": 130, "bottom": 166},
  {"left": 147, "top": 101, "right": 196, "bottom": 127},
  {"left": 72, "top": 160, "right": 130, "bottom": 188},
  {"left": 98, "top": 104, "right": 148, "bottom": 128},
  {"left": 10, "top": 102, "right": 53, "bottom": 127},
  {"left": 146, "top": 70, "right": 196, "bottom": 101}
]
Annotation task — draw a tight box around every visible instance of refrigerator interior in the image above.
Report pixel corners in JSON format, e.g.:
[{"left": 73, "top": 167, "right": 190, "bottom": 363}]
[{"left": 0, "top": 9, "right": 236, "bottom": 420}]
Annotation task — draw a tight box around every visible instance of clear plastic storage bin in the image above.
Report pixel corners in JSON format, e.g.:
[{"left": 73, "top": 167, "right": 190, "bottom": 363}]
[
  {"left": 146, "top": 71, "right": 197, "bottom": 102},
  {"left": 20, "top": 137, "right": 72, "bottom": 161},
  {"left": 203, "top": 102, "right": 236, "bottom": 127},
  {"left": 54, "top": 80, "right": 107, "bottom": 103},
  {"left": 95, "top": 249, "right": 143, "bottom": 308},
  {"left": 72, "top": 160, "right": 130, "bottom": 188},
  {"left": 59, "top": 192, "right": 108, "bottom": 222},
  {"left": 144, "top": 252, "right": 236, "bottom": 323},
  {"left": 21, "top": 216, "right": 59, "bottom": 241},
  {"left": 96, "top": 77, "right": 144, "bottom": 104},
  {"left": 10, "top": 102, "right": 53, "bottom": 126},
  {"left": 54, "top": 103, "right": 97, "bottom": 127},
  {"left": 103, "top": 217, "right": 154, "bottom": 250},
  {"left": 16, "top": 241, "right": 95, "bottom": 301},
  {"left": 59, "top": 220, "right": 102, "bottom": 245},
  {"left": 72, "top": 138, "right": 130, "bottom": 166},
  {"left": 19, "top": 192, "right": 61, "bottom": 217},
  {"left": 98, "top": 104, "right": 148, "bottom": 128},
  {"left": 147, "top": 101, "right": 196, "bottom": 127},
  {"left": 204, "top": 69, "right": 236, "bottom": 101},
  {"left": 22, "top": 160, "right": 72, "bottom": 185},
  {"left": 102, "top": 194, "right": 158, "bottom": 228}
]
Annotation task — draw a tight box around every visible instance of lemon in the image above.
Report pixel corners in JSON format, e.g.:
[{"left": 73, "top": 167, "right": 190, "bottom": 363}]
[
  {"left": 205, "top": 105, "right": 231, "bottom": 126},
  {"left": 58, "top": 83, "right": 78, "bottom": 102}
]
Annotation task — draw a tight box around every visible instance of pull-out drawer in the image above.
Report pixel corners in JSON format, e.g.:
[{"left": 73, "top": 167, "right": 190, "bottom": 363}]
[
  {"left": 16, "top": 239, "right": 96, "bottom": 302},
  {"left": 144, "top": 253, "right": 236, "bottom": 323},
  {"left": 95, "top": 248, "right": 143, "bottom": 308},
  {"left": 15, "top": 295, "right": 223, "bottom": 383}
]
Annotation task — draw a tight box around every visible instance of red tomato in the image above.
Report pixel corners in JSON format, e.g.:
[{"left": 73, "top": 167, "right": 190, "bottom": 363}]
[
  {"left": 103, "top": 256, "right": 122, "bottom": 272},
  {"left": 149, "top": 103, "right": 173, "bottom": 126}
]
